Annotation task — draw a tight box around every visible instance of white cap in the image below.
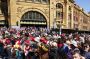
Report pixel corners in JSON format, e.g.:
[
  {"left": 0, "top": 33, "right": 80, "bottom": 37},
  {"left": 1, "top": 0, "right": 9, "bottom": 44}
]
[{"left": 34, "top": 37, "right": 40, "bottom": 42}]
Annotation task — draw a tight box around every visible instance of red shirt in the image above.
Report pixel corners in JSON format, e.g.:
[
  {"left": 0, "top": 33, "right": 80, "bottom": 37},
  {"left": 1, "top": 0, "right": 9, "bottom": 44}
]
[{"left": 57, "top": 43, "right": 64, "bottom": 48}]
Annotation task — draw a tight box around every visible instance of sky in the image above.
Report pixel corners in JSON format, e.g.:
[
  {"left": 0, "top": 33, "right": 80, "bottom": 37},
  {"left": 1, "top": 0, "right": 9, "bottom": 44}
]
[{"left": 75, "top": 0, "right": 90, "bottom": 13}]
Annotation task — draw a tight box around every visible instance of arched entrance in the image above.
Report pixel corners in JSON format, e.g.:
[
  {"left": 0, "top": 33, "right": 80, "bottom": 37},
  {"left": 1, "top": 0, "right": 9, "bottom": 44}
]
[{"left": 20, "top": 11, "right": 47, "bottom": 28}]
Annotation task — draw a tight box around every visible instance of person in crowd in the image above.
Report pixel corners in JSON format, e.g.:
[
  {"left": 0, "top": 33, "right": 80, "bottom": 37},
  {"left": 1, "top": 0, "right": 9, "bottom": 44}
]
[
  {"left": 72, "top": 48, "right": 85, "bottom": 59},
  {"left": 57, "top": 38, "right": 68, "bottom": 59},
  {"left": 0, "top": 40, "right": 4, "bottom": 57},
  {"left": 83, "top": 43, "right": 90, "bottom": 59},
  {"left": 0, "top": 27, "right": 89, "bottom": 59},
  {"left": 16, "top": 47, "right": 23, "bottom": 59}
]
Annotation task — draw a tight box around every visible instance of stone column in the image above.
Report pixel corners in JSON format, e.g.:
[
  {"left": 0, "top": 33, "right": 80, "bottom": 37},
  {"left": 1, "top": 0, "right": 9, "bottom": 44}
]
[
  {"left": 66, "top": 4, "right": 69, "bottom": 29},
  {"left": 0, "top": 0, "right": 1, "bottom": 13},
  {"left": 71, "top": 7, "right": 74, "bottom": 29}
]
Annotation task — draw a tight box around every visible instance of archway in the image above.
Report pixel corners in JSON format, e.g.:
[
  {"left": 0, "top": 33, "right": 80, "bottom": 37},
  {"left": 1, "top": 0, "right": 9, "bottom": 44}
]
[{"left": 20, "top": 11, "right": 47, "bottom": 28}]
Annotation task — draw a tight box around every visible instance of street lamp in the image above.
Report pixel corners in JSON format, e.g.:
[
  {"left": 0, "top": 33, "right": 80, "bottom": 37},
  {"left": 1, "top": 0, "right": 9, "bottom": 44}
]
[
  {"left": 56, "top": 20, "right": 62, "bottom": 35},
  {"left": 57, "top": 20, "right": 66, "bottom": 35},
  {"left": 53, "top": 18, "right": 57, "bottom": 29},
  {"left": 59, "top": 20, "right": 62, "bottom": 35}
]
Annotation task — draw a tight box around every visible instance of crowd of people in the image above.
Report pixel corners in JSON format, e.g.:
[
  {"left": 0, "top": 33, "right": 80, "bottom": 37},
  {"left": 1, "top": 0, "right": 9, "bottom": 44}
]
[{"left": 0, "top": 27, "right": 90, "bottom": 59}]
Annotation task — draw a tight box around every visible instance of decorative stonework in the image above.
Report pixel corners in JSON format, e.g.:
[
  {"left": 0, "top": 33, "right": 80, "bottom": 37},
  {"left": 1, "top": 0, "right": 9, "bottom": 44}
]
[
  {"left": 17, "top": 7, "right": 23, "bottom": 13},
  {"left": 44, "top": 8, "right": 48, "bottom": 14}
]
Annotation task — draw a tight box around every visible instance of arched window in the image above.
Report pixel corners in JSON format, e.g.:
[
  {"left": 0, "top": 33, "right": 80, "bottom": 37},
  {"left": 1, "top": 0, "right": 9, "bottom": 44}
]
[
  {"left": 56, "top": 3, "right": 63, "bottom": 9},
  {"left": 21, "top": 11, "right": 46, "bottom": 22},
  {"left": 56, "top": 3, "right": 63, "bottom": 21},
  {"left": 20, "top": 11, "right": 47, "bottom": 27},
  {"left": 69, "top": 6, "right": 71, "bottom": 12}
]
